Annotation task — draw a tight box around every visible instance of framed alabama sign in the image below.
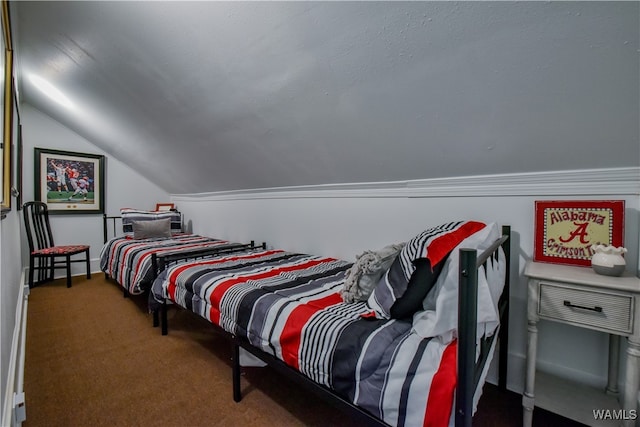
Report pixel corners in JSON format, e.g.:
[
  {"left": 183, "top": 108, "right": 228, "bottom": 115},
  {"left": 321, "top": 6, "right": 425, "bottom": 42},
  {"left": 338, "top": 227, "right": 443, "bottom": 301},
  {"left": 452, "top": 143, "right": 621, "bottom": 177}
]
[{"left": 534, "top": 200, "right": 625, "bottom": 266}]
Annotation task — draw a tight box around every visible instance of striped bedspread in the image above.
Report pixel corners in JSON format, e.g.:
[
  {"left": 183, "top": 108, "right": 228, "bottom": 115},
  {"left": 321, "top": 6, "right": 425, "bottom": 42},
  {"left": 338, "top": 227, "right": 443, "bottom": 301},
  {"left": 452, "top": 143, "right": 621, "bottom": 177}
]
[
  {"left": 100, "top": 234, "right": 232, "bottom": 295},
  {"left": 151, "top": 249, "right": 458, "bottom": 427}
]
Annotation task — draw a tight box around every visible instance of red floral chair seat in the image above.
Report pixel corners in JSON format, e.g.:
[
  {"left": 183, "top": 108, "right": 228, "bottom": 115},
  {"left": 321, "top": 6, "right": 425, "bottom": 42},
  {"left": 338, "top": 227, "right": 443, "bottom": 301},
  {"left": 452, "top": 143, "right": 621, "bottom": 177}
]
[{"left": 32, "top": 245, "right": 90, "bottom": 256}]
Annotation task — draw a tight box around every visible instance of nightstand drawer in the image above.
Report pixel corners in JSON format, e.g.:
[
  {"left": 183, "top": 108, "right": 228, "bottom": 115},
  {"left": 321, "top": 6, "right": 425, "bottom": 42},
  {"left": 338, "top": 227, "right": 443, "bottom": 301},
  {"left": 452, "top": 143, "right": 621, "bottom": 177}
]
[{"left": 538, "top": 283, "right": 633, "bottom": 334}]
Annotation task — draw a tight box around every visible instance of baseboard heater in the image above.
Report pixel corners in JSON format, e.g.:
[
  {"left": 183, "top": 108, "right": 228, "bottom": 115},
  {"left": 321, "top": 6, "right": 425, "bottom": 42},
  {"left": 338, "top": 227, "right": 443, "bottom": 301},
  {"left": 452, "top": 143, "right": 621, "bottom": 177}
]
[{"left": 2, "top": 270, "right": 28, "bottom": 427}]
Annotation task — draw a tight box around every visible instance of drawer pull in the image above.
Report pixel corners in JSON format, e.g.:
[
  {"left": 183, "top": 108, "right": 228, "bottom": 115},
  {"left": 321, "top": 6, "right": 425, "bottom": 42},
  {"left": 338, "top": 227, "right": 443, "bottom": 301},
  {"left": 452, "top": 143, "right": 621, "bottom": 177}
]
[{"left": 563, "top": 300, "right": 602, "bottom": 313}]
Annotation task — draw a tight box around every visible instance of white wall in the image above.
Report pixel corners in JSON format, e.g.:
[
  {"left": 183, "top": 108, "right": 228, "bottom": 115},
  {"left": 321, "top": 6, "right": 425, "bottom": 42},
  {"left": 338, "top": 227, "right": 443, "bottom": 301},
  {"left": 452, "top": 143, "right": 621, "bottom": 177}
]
[
  {"left": 0, "top": 205, "right": 24, "bottom": 424},
  {"left": 172, "top": 169, "right": 639, "bottom": 393},
  {"left": 19, "top": 103, "right": 170, "bottom": 274}
]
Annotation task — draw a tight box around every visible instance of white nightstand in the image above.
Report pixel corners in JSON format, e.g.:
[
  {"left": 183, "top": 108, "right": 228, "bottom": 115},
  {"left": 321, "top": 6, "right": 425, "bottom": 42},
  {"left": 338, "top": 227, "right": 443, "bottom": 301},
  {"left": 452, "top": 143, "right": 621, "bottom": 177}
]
[{"left": 523, "top": 261, "right": 640, "bottom": 427}]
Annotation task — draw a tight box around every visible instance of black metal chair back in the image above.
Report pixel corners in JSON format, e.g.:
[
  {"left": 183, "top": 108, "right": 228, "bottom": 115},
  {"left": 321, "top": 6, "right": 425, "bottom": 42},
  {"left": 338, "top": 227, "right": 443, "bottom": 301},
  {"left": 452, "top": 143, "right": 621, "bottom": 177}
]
[{"left": 22, "top": 201, "right": 91, "bottom": 288}]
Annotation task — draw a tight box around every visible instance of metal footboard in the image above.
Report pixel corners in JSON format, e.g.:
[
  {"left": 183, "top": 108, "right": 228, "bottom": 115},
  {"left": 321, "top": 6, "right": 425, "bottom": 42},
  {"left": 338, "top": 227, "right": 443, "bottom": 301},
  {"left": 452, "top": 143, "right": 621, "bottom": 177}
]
[{"left": 456, "top": 225, "right": 511, "bottom": 427}]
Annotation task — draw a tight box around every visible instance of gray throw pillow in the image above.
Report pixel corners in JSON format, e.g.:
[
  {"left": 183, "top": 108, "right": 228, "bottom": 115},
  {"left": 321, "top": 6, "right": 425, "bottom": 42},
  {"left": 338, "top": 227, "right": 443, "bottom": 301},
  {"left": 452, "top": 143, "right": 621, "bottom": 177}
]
[
  {"left": 341, "top": 242, "right": 405, "bottom": 303},
  {"left": 357, "top": 245, "right": 405, "bottom": 296},
  {"left": 132, "top": 218, "right": 172, "bottom": 240}
]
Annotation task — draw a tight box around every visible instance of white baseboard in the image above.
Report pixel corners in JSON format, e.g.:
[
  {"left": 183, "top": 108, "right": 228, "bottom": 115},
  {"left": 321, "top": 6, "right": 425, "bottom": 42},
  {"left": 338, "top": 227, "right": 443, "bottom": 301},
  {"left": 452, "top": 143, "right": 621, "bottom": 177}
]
[
  {"left": 2, "top": 269, "right": 28, "bottom": 427},
  {"left": 500, "top": 351, "right": 608, "bottom": 395}
]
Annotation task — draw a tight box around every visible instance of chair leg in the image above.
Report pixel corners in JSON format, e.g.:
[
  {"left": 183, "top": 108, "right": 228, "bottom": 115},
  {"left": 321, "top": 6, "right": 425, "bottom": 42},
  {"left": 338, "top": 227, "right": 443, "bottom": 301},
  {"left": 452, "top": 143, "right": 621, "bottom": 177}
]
[
  {"left": 48, "top": 257, "right": 54, "bottom": 282},
  {"left": 66, "top": 255, "right": 72, "bottom": 288},
  {"left": 28, "top": 256, "right": 35, "bottom": 288},
  {"left": 36, "top": 258, "right": 42, "bottom": 283},
  {"left": 85, "top": 249, "right": 91, "bottom": 279},
  {"left": 37, "top": 258, "right": 46, "bottom": 284}
]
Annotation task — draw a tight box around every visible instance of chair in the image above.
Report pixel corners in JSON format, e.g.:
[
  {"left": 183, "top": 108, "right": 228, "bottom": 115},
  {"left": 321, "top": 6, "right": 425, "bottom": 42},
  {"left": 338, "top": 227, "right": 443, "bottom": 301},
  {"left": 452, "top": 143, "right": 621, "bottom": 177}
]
[{"left": 23, "top": 201, "right": 91, "bottom": 288}]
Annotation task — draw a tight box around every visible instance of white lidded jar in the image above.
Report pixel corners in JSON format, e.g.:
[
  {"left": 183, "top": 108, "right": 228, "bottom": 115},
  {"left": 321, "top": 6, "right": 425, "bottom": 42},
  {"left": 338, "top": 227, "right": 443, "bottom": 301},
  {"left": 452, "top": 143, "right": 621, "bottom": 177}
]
[{"left": 591, "top": 244, "right": 627, "bottom": 277}]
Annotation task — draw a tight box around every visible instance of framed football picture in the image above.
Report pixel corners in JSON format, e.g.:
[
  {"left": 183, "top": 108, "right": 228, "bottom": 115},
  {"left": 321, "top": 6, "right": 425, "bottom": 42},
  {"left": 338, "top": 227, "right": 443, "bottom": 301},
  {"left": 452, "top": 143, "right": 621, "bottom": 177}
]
[
  {"left": 534, "top": 200, "right": 625, "bottom": 266},
  {"left": 34, "top": 148, "right": 105, "bottom": 214}
]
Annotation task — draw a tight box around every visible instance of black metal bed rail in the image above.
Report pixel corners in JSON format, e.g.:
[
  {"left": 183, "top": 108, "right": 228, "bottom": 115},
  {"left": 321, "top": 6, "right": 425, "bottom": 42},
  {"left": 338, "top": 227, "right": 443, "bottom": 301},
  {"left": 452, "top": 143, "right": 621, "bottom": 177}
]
[
  {"left": 497, "top": 227, "right": 511, "bottom": 390},
  {"left": 103, "top": 214, "right": 122, "bottom": 243},
  {"left": 153, "top": 241, "right": 267, "bottom": 274},
  {"left": 230, "top": 333, "right": 390, "bottom": 427},
  {"left": 456, "top": 225, "right": 510, "bottom": 427}
]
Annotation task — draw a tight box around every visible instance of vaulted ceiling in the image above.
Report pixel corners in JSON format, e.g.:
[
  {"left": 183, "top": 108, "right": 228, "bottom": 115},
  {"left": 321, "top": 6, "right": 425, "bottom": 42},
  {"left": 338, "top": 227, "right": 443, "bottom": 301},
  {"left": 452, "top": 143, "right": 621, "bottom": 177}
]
[{"left": 12, "top": 1, "right": 639, "bottom": 194}]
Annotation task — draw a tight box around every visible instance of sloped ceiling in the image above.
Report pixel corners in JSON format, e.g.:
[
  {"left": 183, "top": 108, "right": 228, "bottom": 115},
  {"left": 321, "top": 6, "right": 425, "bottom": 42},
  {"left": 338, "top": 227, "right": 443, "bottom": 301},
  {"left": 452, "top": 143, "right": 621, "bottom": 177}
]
[{"left": 12, "top": 1, "right": 639, "bottom": 194}]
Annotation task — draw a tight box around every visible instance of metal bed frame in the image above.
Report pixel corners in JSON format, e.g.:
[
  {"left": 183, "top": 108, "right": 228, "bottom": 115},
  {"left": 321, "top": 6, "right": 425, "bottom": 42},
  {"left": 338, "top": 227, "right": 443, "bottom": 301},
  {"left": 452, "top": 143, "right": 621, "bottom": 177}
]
[
  {"left": 102, "top": 214, "right": 123, "bottom": 244},
  {"left": 102, "top": 210, "right": 184, "bottom": 243},
  {"left": 154, "top": 225, "right": 511, "bottom": 427},
  {"left": 151, "top": 241, "right": 267, "bottom": 330},
  {"left": 457, "top": 225, "right": 510, "bottom": 426}
]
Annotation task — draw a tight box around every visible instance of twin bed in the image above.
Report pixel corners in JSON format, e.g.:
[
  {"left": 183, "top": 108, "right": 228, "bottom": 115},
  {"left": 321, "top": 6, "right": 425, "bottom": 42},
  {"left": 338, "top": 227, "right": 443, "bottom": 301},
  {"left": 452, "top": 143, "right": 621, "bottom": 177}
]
[
  {"left": 100, "top": 209, "right": 259, "bottom": 296},
  {"left": 100, "top": 211, "right": 511, "bottom": 427}
]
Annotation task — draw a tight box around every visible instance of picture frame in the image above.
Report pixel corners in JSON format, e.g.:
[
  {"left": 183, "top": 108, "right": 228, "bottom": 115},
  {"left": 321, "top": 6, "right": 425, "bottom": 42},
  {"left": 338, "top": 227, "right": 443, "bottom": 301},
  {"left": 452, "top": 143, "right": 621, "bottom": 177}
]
[
  {"left": 34, "top": 148, "right": 105, "bottom": 214},
  {"left": 534, "top": 200, "right": 625, "bottom": 266},
  {"left": 155, "top": 203, "right": 175, "bottom": 212},
  {"left": 1, "top": 1, "right": 13, "bottom": 214},
  {"left": 15, "top": 121, "right": 21, "bottom": 210}
]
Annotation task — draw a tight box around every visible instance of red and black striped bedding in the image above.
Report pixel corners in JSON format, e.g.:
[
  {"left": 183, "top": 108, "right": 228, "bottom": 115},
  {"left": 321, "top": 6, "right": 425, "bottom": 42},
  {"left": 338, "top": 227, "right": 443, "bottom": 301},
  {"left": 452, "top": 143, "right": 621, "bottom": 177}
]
[
  {"left": 150, "top": 249, "right": 462, "bottom": 426},
  {"left": 99, "top": 234, "right": 234, "bottom": 295}
]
